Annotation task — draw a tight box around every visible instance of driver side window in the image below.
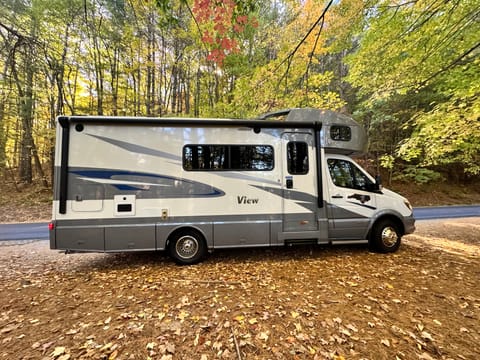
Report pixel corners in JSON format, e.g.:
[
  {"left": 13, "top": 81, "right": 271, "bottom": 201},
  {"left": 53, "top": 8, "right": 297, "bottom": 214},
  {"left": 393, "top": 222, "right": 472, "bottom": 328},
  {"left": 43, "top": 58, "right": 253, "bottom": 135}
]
[{"left": 327, "top": 159, "right": 372, "bottom": 191}]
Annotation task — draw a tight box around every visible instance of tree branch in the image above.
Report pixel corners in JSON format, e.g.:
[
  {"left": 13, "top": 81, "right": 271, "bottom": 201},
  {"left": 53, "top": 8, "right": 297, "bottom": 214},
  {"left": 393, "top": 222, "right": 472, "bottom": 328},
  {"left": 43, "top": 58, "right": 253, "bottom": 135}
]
[
  {"left": 275, "top": 0, "right": 333, "bottom": 79},
  {"left": 416, "top": 41, "right": 480, "bottom": 89}
]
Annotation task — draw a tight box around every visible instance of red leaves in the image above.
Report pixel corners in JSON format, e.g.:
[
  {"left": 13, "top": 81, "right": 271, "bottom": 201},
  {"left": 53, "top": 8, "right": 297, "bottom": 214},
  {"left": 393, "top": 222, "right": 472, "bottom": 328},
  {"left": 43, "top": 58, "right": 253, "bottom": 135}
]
[{"left": 192, "top": 0, "right": 258, "bottom": 66}]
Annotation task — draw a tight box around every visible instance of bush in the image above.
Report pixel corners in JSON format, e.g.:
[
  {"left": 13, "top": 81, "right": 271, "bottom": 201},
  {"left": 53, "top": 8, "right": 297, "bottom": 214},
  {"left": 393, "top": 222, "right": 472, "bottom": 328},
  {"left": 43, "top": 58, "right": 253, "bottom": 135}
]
[{"left": 393, "top": 166, "right": 444, "bottom": 185}]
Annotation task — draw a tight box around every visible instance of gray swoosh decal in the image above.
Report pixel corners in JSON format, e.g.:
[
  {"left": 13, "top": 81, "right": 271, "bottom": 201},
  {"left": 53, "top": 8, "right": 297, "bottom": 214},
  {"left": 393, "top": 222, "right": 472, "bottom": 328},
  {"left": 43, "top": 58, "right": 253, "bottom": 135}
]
[
  {"left": 218, "top": 172, "right": 279, "bottom": 186},
  {"left": 86, "top": 134, "right": 181, "bottom": 162},
  {"left": 251, "top": 185, "right": 317, "bottom": 212}
]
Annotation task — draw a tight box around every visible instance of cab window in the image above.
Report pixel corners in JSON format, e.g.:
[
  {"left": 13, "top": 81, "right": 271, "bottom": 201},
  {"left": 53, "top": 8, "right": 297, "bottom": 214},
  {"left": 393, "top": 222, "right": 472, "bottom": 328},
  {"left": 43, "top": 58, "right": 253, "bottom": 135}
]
[{"left": 327, "top": 159, "right": 373, "bottom": 191}]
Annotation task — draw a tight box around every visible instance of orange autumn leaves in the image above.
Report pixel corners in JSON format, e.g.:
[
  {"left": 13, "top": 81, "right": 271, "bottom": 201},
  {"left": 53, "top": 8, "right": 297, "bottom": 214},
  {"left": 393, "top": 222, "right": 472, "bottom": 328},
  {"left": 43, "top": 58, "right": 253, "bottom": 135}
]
[{"left": 193, "top": 0, "right": 258, "bottom": 65}]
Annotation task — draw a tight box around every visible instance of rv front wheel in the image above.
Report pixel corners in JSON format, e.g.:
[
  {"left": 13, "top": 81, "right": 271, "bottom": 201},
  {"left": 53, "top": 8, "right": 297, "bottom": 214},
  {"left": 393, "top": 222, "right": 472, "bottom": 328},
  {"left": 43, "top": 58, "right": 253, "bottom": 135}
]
[
  {"left": 168, "top": 230, "right": 207, "bottom": 265},
  {"left": 370, "top": 219, "right": 401, "bottom": 253}
]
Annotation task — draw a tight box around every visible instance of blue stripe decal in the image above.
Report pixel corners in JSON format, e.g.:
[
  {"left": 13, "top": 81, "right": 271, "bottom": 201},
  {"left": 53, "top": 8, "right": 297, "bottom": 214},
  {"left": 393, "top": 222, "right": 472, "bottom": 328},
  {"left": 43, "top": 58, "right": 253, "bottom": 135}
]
[{"left": 69, "top": 168, "right": 225, "bottom": 198}]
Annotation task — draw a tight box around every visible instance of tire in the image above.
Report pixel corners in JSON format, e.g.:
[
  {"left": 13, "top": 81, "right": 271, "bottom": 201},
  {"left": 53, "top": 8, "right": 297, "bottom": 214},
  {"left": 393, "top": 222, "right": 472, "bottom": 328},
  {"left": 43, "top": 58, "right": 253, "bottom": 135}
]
[
  {"left": 370, "top": 219, "right": 401, "bottom": 253},
  {"left": 168, "top": 229, "right": 207, "bottom": 265}
]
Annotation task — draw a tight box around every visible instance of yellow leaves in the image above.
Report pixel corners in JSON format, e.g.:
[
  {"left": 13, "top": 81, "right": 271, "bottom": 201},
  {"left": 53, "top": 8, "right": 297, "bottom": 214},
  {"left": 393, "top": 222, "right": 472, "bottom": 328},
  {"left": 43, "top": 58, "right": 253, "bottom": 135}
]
[
  {"left": 234, "top": 315, "right": 245, "bottom": 323},
  {"left": 385, "top": 282, "right": 394, "bottom": 290},
  {"left": 51, "top": 346, "right": 66, "bottom": 357},
  {"left": 256, "top": 331, "right": 269, "bottom": 341},
  {"left": 3, "top": 221, "right": 479, "bottom": 360},
  {"left": 177, "top": 310, "right": 189, "bottom": 321},
  {"left": 421, "top": 331, "right": 434, "bottom": 342},
  {"left": 294, "top": 322, "right": 303, "bottom": 332},
  {"left": 212, "top": 340, "right": 222, "bottom": 351},
  {"left": 0, "top": 324, "right": 18, "bottom": 334},
  {"left": 108, "top": 350, "right": 119, "bottom": 360},
  {"left": 100, "top": 342, "right": 116, "bottom": 352},
  {"left": 51, "top": 346, "right": 71, "bottom": 360},
  {"left": 290, "top": 310, "right": 300, "bottom": 319}
]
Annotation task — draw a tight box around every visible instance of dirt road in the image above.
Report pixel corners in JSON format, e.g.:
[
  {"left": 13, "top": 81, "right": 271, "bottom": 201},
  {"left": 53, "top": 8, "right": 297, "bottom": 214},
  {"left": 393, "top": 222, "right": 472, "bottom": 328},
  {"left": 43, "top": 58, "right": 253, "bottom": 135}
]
[{"left": 1, "top": 218, "right": 479, "bottom": 359}]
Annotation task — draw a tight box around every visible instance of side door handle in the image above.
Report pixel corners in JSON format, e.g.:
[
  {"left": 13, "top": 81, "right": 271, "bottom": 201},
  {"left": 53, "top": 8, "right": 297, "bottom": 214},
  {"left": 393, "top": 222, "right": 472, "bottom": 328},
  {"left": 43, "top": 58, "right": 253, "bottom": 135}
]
[
  {"left": 332, "top": 194, "right": 343, "bottom": 199},
  {"left": 285, "top": 176, "right": 293, "bottom": 189}
]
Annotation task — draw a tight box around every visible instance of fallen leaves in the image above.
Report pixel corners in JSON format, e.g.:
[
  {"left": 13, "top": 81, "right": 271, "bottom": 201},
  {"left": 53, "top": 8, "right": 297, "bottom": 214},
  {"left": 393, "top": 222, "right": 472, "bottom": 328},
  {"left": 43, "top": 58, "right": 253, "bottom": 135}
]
[{"left": 0, "top": 224, "right": 479, "bottom": 359}]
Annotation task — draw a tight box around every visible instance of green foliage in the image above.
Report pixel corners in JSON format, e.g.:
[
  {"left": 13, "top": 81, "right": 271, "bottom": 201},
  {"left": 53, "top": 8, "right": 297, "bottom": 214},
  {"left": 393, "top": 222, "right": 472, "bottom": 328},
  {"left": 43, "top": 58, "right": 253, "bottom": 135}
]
[
  {"left": 346, "top": 0, "right": 480, "bottom": 178},
  {"left": 393, "top": 166, "right": 444, "bottom": 185},
  {"left": 379, "top": 154, "right": 394, "bottom": 171},
  {"left": 0, "top": 0, "right": 477, "bottom": 184}
]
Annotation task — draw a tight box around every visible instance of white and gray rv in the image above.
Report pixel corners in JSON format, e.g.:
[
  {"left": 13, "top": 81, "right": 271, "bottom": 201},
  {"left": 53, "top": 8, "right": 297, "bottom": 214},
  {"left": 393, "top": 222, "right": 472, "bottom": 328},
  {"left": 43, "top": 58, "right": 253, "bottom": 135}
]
[{"left": 49, "top": 108, "right": 415, "bottom": 264}]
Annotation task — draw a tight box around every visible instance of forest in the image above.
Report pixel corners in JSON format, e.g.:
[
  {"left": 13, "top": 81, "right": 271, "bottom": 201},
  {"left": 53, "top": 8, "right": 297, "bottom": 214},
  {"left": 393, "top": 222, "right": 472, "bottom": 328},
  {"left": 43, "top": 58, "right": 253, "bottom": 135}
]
[{"left": 0, "top": 0, "right": 478, "bottom": 187}]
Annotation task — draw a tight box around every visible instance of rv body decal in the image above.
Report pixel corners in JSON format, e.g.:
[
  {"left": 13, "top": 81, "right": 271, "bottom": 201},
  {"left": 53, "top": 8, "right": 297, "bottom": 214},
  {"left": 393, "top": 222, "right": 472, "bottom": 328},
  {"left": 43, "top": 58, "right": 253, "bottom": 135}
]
[
  {"left": 67, "top": 168, "right": 225, "bottom": 199},
  {"left": 86, "top": 134, "right": 182, "bottom": 162},
  {"left": 237, "top": 196, "right": 259, "bottom": 205}
]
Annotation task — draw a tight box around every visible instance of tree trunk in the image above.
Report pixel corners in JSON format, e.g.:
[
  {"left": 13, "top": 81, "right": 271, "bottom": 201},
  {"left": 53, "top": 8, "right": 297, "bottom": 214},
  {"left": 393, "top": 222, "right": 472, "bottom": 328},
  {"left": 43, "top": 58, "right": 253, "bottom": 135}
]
[
  {"left": 16, "top": 42, "right": 35, "bottom": 184},
  {"left": 194, "top": 67, "right": 201, "bottom": 117}
]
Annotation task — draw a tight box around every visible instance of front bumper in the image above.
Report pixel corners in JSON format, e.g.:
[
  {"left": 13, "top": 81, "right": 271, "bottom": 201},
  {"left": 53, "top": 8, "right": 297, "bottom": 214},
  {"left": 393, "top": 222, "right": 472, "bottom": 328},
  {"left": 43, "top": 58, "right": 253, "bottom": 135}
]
[{"left": 403, "top": 215, "right": 416, "bottom": 235}]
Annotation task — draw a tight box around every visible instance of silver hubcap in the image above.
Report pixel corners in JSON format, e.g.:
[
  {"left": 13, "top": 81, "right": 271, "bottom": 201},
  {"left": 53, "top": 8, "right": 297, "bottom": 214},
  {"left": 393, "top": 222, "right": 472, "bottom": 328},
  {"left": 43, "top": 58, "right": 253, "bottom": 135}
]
[
  {"left": 381, "top": 226, "right": 398, "bottom": 247},
  {"left": 176, "top": 235, "right": 199, "bottom": 259}
]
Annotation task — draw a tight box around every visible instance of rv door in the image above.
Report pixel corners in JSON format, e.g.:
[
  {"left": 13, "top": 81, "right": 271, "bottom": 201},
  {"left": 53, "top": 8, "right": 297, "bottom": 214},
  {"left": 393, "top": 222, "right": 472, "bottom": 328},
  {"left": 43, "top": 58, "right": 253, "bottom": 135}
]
[{"left": 281, "top": 133, "right": 318, "bottom": 232}]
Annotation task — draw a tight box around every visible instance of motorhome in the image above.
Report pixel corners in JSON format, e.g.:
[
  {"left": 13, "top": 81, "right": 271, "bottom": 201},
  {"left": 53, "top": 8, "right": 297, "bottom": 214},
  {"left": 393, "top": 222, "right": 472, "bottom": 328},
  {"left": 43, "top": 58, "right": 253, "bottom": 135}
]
[{"left": 49, "top": 108, "right": 415, "bottom": 264}]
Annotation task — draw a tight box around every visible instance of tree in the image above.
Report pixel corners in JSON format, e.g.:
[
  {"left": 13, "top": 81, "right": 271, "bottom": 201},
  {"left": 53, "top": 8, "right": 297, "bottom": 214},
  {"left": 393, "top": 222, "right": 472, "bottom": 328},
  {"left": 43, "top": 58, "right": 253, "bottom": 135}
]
[{"left": 346, "top": 0, "right": 480, "bottom": 177}]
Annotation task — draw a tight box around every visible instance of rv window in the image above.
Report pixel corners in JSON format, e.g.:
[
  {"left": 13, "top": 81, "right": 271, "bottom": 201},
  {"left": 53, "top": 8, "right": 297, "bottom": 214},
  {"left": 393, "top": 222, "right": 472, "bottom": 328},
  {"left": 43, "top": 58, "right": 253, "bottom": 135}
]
[
  {"left": 287, "top": 142, "right": 309, "bottom": 175},
  {"left": 327, "top": 159, "right": 373, "bottom": 191},
  {"left": 183, "top": 145, "right": 274, "bottom": 171},
  {"left": 330, "top": 125, "right": 351, "bottom": 141}
]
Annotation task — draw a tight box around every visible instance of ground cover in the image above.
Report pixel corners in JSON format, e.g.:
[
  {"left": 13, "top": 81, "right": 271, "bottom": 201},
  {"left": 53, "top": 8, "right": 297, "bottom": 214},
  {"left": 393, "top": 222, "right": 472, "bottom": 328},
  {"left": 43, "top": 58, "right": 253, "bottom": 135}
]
[{"left": 0, "top": 218, "right": 479, "bottom": 359}]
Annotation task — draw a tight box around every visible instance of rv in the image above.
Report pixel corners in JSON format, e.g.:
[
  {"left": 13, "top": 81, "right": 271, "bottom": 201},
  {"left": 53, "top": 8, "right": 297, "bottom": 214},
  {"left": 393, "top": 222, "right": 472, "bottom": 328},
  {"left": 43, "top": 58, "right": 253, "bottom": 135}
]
[{"left": 49, "top": 108, "right": 415, "bottom": 264}]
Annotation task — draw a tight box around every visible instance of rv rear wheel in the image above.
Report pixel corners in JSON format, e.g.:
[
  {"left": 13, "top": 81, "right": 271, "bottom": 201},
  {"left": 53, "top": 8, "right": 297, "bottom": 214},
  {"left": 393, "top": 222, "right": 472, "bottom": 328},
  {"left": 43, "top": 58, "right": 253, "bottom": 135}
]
[
  {"left": 370, "top": 219, "right": 401, "bottom": 253},
  {"left": 168, "top": 229, "right": 207, "bottom": 265}
]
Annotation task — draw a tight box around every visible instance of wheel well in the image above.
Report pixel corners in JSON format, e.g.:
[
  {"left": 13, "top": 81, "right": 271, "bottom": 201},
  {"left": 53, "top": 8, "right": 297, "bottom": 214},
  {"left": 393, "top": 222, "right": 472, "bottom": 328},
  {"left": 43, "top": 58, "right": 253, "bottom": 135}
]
[{"left": 369, "top": 215, "right": 404, "bottom": 239}]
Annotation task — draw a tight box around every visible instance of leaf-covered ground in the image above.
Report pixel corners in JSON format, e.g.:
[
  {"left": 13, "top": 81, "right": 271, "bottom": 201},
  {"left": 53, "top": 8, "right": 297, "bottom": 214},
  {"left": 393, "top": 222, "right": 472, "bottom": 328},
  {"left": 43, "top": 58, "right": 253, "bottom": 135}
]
[{"left": 1, "top": 218, "right": 479, "bottom": 360}]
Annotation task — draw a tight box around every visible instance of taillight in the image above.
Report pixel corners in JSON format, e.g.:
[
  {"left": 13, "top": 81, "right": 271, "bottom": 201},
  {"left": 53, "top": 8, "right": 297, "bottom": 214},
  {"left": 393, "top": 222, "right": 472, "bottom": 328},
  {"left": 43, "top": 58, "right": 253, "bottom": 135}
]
[{"left": 48, "top": 222, "right": 55, "bottom": 231}]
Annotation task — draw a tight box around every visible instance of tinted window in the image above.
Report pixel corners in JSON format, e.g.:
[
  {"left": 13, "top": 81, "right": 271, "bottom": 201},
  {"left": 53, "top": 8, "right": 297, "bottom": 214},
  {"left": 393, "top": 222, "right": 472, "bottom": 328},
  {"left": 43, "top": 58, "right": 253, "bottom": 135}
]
[
  {"left": 327, "top": 159, "right": 373, "bottom": 191},
  {"left": 287, "top": 142, "right": 309, "bottom": 174},
  {"left": 183, "top": 145, "right": 274, "bottom": 171},
  {"left": 330, "top": 125, "right": 351, "bottom": 141}
]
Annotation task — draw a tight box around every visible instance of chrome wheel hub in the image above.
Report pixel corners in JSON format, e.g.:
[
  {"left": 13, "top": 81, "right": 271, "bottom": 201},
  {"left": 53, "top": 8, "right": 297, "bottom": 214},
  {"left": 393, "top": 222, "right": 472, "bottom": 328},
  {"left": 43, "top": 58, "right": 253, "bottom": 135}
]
[
  {"left": 176, "top": 236, "right": 199, "bottom": 259},
  {"left": 381, "top": 226, "right": 398, "bottom": 247}
]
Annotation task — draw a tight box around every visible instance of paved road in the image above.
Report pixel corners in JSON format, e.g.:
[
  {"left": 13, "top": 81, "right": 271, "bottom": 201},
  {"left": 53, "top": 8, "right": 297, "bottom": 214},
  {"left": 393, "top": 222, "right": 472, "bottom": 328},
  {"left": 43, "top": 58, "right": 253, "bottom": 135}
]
[
  {"left": 1, "top": 205, "right": 479, "bottom": 242},
  {"left": 413, "top": 205, "right": 480, "bottom": 220},
  {"left": 0, "top": 222, "right": 50, "bottom": 241}
]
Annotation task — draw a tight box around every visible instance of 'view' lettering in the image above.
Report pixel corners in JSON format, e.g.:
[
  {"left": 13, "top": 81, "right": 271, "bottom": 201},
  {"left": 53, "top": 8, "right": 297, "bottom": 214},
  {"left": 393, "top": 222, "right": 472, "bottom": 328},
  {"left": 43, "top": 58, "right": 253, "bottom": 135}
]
[{"left": 237, "top": 196, "right": 259, "bottom": 204}]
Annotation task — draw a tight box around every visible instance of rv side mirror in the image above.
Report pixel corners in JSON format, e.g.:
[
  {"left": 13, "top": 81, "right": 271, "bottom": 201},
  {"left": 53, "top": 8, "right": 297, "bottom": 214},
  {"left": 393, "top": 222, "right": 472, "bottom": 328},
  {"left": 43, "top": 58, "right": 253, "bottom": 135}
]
[{"left": 375, "top": 175, "right": 383, "bottom": 191}]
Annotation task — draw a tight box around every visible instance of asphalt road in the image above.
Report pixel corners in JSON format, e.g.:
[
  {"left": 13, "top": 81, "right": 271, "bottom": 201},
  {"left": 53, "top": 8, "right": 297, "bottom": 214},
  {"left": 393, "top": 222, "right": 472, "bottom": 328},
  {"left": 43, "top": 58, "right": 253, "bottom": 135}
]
[{"left": 0, "top": 205, "right": 479, "bottom": 242}]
